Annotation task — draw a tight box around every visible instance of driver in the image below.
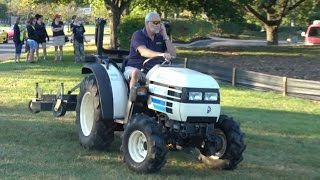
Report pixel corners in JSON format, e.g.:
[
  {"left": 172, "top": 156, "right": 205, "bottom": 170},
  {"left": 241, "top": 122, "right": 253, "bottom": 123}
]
[{"left": 124, "top": 12, "right": 176, "bottom": 89}]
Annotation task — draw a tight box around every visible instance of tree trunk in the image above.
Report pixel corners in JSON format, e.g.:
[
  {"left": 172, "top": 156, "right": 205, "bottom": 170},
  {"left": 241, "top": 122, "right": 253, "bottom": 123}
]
[
  {"left": 109, "top": 9, "right": 121, "bottom": 49},
  {"left": 265, "top": 25, "right": 279, "bottom": 45}
]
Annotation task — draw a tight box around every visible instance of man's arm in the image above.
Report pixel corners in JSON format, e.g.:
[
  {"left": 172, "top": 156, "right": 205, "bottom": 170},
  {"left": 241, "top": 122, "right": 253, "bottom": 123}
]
[
  {"left": 137, "top": 45, "right": 164, "bottom": 58},
  {"left": 161, "top": 24, "right": 176, "bottom": 57}
]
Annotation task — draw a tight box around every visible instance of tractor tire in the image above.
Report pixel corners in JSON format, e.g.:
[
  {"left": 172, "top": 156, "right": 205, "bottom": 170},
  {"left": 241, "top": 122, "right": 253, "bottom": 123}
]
[
  {"left": 122, "top": 114, "right": 168, "bottom": 173},
  {"left": 76, "top": 75, "right": 114, "bottom": 150},
  {"left": 199, "top": 115, "right": 246, "bottom": 170},
  {"left": 52, "top": 100, "right": 67, "bottom": 117}
]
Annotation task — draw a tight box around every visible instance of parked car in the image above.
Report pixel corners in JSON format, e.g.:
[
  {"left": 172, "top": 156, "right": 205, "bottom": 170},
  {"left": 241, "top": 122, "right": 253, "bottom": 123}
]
[
  {"left": 301, "top": 20, "right": 320, "bottom": 45},
  {"left": 7, "top": 25, "right": 14, "bottom": 40},
  {"left": 0, "top": 29, "right": 8, "bottom": 43}
]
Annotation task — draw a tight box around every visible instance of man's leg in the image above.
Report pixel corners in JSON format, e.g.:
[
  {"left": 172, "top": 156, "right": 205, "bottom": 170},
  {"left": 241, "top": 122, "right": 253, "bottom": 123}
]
[
  {"left": 124, "top": 67, "right": 142, "bottom": 89},
  {"left": 42, "top": 43, "right": 47, "bottom": 60}
]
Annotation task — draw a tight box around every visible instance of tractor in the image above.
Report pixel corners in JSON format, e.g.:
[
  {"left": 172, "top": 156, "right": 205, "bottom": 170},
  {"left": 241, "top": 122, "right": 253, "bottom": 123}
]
[{"left": 29, "top": 18, "right": 245, "bottom": 173}]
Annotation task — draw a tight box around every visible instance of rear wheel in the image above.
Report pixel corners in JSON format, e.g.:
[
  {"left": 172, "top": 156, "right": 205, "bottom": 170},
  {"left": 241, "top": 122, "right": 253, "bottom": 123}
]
[
  {"left": 199, "top": 115, "right": 246, "bottom": 170},
  {"left": 76, "top": 75, "right": 114, "bottom": 150},
  {"left": 122, "top": 114, "right": 168, "bottom": 173}
]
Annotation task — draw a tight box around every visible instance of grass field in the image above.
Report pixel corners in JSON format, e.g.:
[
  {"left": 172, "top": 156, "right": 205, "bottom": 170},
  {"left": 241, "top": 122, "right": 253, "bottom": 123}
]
[{"left": 0, "top": 45, "right": 319, "bottom": 179}]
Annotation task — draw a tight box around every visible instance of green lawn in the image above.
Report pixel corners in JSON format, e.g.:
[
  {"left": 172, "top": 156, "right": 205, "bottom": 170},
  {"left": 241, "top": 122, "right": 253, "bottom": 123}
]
[{"left": 0, "top": 45, "right": 319, "bottom": 179}]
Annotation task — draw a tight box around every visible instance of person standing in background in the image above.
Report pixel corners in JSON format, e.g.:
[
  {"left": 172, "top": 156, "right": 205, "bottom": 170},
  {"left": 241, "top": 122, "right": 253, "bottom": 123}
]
[
  {"left": 13, "top": 17, "right": 25, "bottom": 63},
  {"left": 51, "top": 14, "right": 65, "bottom": 62},
  {"left": 35, "top": 14, "right": 50, "bottom": 61},
  {"left": 72, "top": 17, "right": 87, "bottom": 63},
  {"left": 70, "top": 15, "right": 76, "bottom": 54},
  {"left": 26, "top": 17, "right": 39, "bottom": 63}
]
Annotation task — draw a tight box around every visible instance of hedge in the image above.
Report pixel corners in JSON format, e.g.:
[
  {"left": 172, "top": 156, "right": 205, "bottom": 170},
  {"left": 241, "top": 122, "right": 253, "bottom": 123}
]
[{"left": 118, "top": 17, "right": 213, "bottom": 49}]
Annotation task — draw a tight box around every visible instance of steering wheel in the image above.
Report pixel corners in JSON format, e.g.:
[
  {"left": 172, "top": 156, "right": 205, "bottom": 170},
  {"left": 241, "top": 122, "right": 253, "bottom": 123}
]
[{"left": 142, "top": 56, "right": 171, "bottom": 73}]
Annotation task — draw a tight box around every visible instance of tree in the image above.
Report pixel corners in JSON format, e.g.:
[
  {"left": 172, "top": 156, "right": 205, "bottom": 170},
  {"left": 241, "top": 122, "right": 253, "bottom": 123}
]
[
  {"left": 103, "top": 0, "right": 132, "bottom": 48},
  {"left": 38, "top": 0, "right": 132, "bottom": 49},
  {"left": 240, "top": 0, "right": 307, "bottom": 45},
  {"left": 0, "top": 3, "right": 8, "bottom": 20}
]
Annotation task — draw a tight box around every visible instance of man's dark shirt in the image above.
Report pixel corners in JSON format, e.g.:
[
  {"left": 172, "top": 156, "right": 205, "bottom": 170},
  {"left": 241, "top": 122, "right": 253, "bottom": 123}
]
[
  {"left": 127, "top": 28, "right": 167, "bottom": 70},
  {"left": 13, "top": 24, "right": 21, "bottom": 44},
  {"left": 73, "top": 24, "right": 85, "bottom": 43}
]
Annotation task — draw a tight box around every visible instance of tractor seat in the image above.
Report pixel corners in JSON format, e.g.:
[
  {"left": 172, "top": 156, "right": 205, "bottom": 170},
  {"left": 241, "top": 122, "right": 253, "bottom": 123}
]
[{"left": 121, "top": 58, "right": 128, "bottom": 73}]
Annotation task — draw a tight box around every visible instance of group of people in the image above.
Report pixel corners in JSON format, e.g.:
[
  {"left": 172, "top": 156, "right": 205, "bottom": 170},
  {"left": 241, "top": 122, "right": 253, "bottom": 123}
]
[
  {"left": 13, "top": 11, "right": 175, "bottom": 90},
  {"left": 13, "top": 14, "right": 87, "bottom": 63}
]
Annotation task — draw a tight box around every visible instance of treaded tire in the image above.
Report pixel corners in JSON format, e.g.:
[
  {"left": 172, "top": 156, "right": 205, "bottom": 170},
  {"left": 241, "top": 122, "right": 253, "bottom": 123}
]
[
  {"left": 76, "top": 75, "right": 114, "bottom": 150},
  {"left": 199, "top": 115, "right": 246, "bottom": 170},
  {"left": 122, "top": 114, "right": 168, "bottom": 173}
]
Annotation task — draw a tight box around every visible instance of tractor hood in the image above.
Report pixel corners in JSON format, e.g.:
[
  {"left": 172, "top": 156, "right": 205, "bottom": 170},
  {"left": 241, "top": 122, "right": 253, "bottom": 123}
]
[{"left": 146, "top": 66, "right": 219, "bottom": 89}]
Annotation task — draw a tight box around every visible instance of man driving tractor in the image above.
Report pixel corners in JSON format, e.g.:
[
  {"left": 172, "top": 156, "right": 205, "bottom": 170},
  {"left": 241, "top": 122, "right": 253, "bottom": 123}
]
[{"left": 124, "top": 12, "right": 176, "bottom": 88}]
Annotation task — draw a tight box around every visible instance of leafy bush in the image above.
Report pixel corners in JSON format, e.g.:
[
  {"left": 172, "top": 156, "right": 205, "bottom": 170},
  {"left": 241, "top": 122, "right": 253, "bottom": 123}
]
[
  {"left": 118, "top": 16, "right": 144, "bottom": 49},
  {"left": 170, "top": 19, "right": 213, "bottom": 42},
  {"left": 118, "top": 17, "right": 213, "bottom": 48},
  {"left": 243, "top": 23, "right": 261, "bottom": 32},
  {"left": 216, "top": 22, "right": 244, "bottom": 37}
]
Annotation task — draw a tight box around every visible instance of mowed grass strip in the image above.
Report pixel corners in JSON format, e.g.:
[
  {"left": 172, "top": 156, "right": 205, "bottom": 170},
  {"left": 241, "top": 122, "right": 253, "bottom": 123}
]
[{"left": 0, "top": 45, "right": 319, "bottom": 179}]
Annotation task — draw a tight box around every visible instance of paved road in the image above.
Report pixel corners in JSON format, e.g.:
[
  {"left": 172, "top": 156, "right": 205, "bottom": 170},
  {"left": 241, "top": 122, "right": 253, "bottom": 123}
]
[
  {"left": 174, "top": 37, "right": 303, "bottom": 48},
  {"left": 0, "top": 42, "right": 16, "bottom": 61},
  {"left": 1, "top": 35, "right": 302, "bottom": 61},
  {"left": 0, "top": 35, "right": 100, "bottom": 62}
]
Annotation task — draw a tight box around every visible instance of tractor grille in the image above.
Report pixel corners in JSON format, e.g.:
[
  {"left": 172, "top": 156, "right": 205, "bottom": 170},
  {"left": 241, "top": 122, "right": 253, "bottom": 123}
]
[{"left": 186, "top": 117, "right": 217, "bottom": 123}]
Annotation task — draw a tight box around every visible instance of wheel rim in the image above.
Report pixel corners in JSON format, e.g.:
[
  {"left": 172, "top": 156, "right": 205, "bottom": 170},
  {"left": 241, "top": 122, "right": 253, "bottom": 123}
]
[
  {"left": 214, "top": 129, "right": 227, "bottom": 158},
  {"left": 80, "top": 92, "right": 94, "bottom": 136},
  {"left": 128, "top": 130, "right": 148, "bottom": 163}
]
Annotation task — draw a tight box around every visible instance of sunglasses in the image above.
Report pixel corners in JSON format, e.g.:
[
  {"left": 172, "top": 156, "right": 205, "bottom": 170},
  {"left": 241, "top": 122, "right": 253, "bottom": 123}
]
[{"left": 149, "top": 21, "right": 161, "bottom": 25}]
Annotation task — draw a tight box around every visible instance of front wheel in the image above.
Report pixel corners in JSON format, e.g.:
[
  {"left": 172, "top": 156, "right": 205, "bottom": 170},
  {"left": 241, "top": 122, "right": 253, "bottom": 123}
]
[
  {"left": 122, "top": 114, "right": 168, "bottom": 173},
  {"left": 199, "top": 115, "right": 246, "bottom": 170}
]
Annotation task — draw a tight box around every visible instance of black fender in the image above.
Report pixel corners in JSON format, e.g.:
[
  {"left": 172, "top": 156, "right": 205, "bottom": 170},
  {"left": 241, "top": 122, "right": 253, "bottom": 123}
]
[{"left": 82, "top": 63, "right": 114, "bottom": 121}]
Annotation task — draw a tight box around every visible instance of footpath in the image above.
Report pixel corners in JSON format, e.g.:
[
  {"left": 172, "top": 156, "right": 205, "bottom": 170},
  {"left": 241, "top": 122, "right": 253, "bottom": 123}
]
[{"left": 0, "top": 36, "right": 301, "bottom": 62}]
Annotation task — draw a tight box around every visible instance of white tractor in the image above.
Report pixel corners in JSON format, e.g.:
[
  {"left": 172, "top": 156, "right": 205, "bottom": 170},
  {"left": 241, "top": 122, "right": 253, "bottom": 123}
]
[
  {"left": 28, "top": 19, "right": 245, "bottom": 173},
  {"left": 76, "top": 56, "right": 246, "bottom": 173}
]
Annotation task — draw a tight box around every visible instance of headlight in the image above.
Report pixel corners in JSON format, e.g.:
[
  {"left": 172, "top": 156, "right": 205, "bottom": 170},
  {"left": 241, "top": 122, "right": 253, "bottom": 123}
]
[
  {"left": 204, "top": 92, "right": 218, "bottom": 101},
  {"left": 188, "top": 92, "right": 202, "bottom": 101}
]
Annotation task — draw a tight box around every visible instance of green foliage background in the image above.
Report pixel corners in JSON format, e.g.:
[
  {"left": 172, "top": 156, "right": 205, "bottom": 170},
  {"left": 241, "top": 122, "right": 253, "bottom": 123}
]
[{"left": 118, "top": 16, "right": 213, "bottom": 49}]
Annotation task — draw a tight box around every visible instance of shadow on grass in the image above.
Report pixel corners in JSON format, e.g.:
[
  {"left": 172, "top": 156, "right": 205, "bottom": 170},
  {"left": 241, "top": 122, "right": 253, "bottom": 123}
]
[{"left": 0, "top": 103, "right": 319, "bottom": 178}]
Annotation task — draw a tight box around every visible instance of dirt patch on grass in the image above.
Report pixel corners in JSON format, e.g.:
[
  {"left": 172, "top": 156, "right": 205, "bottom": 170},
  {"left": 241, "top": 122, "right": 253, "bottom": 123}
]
[{"left": 189, "top": 55, "right": 320, "bottom": 81}]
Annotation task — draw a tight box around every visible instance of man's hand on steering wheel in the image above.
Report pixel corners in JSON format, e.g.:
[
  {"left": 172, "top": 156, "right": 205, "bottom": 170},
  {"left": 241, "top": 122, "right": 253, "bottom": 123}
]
[{"left": 159, "top": 52, "right": 173, "bottom": 62}]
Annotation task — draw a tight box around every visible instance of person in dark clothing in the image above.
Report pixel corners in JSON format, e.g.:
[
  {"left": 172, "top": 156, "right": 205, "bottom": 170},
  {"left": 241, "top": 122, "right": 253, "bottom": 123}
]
[
  {"left": 51, "top": 14, "right": 65, "bottom": 62},
  {"left": 35, "top": 14, "right": 50, "bottom": 61},
  {"left": 72, "top": 17, "right": 87, "bottom": 63},
  {"left": 13, "top": 17, "right": 25, "bottom": 63},
  {"left": 26, "top": 17, "right": 39, "bottom": 63}
]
